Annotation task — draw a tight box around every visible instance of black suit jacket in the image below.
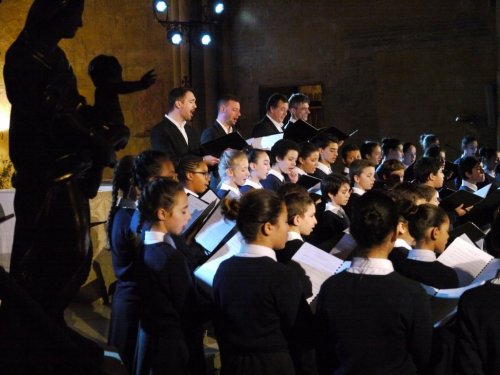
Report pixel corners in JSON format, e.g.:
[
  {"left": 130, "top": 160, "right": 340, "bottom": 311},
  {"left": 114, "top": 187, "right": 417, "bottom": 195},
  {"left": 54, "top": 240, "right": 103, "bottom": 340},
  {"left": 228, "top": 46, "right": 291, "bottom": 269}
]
[
  {"left": 251, "top": 116, "right": 282, "bottom": 138},
  {"left": 200, "top": 121, "right": 230, "bottom": 144},
  {"left": 150, "top": 117, "right": 201, "bottom": 163}
]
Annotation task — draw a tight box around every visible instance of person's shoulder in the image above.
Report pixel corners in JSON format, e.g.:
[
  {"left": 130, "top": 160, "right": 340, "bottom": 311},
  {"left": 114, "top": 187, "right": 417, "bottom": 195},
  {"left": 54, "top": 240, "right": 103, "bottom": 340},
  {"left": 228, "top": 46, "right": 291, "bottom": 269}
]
[{"left": 389, "top": 271, "right": 428, "bottom": 294}]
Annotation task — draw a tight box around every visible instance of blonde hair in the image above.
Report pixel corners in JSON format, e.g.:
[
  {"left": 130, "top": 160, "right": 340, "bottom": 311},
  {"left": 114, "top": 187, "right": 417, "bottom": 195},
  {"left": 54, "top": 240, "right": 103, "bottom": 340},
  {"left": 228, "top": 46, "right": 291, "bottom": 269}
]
[{"left": 218, "top": 149, "right": 247, "bottom": 181}]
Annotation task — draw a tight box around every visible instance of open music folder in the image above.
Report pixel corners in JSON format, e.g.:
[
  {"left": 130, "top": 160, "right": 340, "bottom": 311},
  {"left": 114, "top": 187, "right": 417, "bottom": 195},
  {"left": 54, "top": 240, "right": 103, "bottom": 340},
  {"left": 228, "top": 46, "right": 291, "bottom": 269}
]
[
  {"left": 420, "top": 234, "right": 500, "bottom": 327},
  {"left": 194, "top": 201, "right": 237, "bottom": 254},
  {"left": 246, "top": 133, "right": 284, "bottom": 150},
  {"left": 291, "top": 242, "right": 351, "bottom": 304}
]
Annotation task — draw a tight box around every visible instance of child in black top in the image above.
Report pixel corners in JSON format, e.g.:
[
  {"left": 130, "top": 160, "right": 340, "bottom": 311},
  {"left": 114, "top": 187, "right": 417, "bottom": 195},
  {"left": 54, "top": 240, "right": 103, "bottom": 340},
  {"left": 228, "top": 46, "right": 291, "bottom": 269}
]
[
  {"left": 108, "top": 150, "right": 174, "bottom": 373},
  {"left": 262, "top": 139, "right": 300, "bottom": 191},
  {"left": 392, "top": 204, "right": 459, "bottom": 289},
  {"left": 240, "top": 149, "right": 270, "bottom": 193},
  {"left": 309, "top": 174, "right": 351, "bottom": 251},
  {"left": 135, "top": 177, "right": 205, "bottom": 375},
  {"left": 313, "top": 134, "right": 339, "bottom": 179},
  {"left": 454, "top": 274, "right": 500, "bottom": 375},
  {"left": 278, "top": 192, "right": 317, "bottom": 263},
  {"left": 216, "top": 149, "right": 249, "bottom": 198},
  {"left": 345, "top": 159, "right": 375, "bottom": 219},
  {"left": 316, "top": 190, "right": 433, "bottom": 374},
  {"left": 213, "top": 190, "right": 316, "bottom": 375}
]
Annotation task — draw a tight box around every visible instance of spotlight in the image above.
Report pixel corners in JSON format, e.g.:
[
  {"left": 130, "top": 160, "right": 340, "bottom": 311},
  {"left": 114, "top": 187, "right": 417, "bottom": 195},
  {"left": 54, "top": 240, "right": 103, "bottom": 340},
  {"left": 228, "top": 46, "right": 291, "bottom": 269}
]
[
  {"left": 167, "top": 28, "right": 183, "bottom": 45},
  {"left": 213, "top": 1, "right": 224, "bottom": 14},
  {"left": 200, "top": 32, "right": 212, "bottom": 46},
  {"left": 154, "top": 0, "right": 168, "bottom": 13}
]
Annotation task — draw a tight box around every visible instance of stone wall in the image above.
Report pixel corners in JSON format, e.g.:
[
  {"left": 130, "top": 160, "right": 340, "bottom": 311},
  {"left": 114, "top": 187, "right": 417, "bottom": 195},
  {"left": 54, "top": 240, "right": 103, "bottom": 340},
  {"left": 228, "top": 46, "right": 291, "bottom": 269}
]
[
  {"left": 226, "top": 0, "right": 498, "bottom": 157},
  {"left": 0, "top": 0, "right": 176, "bottom": 173}
]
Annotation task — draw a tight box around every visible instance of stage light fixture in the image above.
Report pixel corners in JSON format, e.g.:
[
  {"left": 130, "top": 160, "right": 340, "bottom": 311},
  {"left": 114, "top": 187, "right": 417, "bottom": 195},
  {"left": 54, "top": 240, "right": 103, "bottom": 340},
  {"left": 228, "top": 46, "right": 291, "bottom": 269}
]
[
  {"left": 214, "top": 1, "right": 224, "bottom": 14},
  {"left": 200, "top": 32, "right": 212, "bottom": 46},
  {"left": 168, "top": 28, "right": 183, "bottom": 45},
  {"left": 154, "top": 0, "right": 168, "bottom": 13}
]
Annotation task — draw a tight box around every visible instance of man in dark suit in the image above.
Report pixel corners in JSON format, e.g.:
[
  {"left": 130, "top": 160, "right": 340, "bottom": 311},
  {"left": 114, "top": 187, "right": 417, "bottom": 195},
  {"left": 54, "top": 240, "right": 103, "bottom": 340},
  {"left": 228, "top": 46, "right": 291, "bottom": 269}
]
[
  {"left": 251, "top": 93, "right": 288, "bottom": 138},
  {"left": 150, "top": 87, "right": 219, "bottom": 166},
  {"left": 201, "top": 95, "right": 241, "bottom": 144},
  {"left": 201, "top": 95, "right": 241, "bottom": 189}
]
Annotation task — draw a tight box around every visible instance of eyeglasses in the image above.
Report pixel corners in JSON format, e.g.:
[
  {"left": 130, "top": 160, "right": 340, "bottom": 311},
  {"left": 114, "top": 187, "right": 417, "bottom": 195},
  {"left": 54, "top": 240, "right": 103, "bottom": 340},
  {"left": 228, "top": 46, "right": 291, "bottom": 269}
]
[{"left": 192, "top": 171, "right": 210, "bottom": 178}]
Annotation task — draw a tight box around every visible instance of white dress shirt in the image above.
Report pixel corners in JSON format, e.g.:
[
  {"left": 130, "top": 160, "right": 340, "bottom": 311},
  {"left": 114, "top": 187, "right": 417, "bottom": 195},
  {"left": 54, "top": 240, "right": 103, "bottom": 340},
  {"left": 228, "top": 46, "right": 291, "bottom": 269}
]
[
  {"left": 287, "top": 231, "right": 303, "bottom": 242},
  {"left": 243, "top": 179, "right": 263, "bottom": 189},
  {"left": 266, "top": 114, "right": 284, "bottom": 133},
  {"left": 347, "top": 257, "right": 394, "bottom": 275},
  {"left": 166, "top": 114, "right": 188, "bottom": 144},
  {"left": 268, "top": 168, "right": 285, "bottom": 182},
  {"left": 407, "top": 249, "right": 437, "bottom": 262},
  {"left": 352, "top": 186, "right": 366, "bottom": 196},
  {"left": 236, "top": 243, "right": 277, "bottom": 261},
  {"left": 317, "top": 162, "right": 332, "bottom": 175},
  {"left": 460, "top": 180, "right": 478, "bottom": 192},
  {"left": 219, "top": 182, "right": 241, "bottom": 197},
  {"left": 184, "top": 187, "right": 199, "bottom": 198},
  {"left": 394, "top": 238, "right": 412, "bottom": 250}
]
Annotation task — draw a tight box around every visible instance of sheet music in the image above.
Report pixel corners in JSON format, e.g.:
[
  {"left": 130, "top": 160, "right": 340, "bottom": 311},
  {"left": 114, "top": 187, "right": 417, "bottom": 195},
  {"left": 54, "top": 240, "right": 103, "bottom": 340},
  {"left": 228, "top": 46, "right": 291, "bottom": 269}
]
[
  {"left": 292, "top": 242, "right": 345, "bottom": 303},
  {"left": 474, "top": 183, "right": 492, "bottom": 198},
  {"left": 437, "top": 236, "right": 494, "bottom": 286},
  {"left": 246, "top": 133, "right": 284, "bottom": 150},
  {"left": 194, "top": 232, "right": 244, "bottom": 287},
  {"left": 200, "top": 189, "right": 219, "bottom": 204},
  {"left": 185, "top": 195, "right": 209, "bottom": 231},
  {"left": 195, "top": 205, "right": 236, "bottom": 253}
]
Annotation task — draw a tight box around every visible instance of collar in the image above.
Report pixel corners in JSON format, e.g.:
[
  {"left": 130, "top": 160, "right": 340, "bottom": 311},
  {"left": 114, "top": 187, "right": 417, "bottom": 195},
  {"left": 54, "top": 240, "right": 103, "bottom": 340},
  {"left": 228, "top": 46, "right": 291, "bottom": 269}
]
[
  {"left": 394, "top": 238, "right": 412, "bottom": 250},
  {"left": 216, "top": 119, "right": 232, "bottom": 134},
  {"left": 244, "top": 179, "right": 263, "bottom": 189},
  {"left": 408, "top": 249, "right": 437, "bottom": 262},
  {"left": 287, "top": 231, "right": 303, "bottom": 242},
  {"left": 295, "top": 167, "right": 307, "bottom": 176},
  {"left": 165, "top": 114, "right": 186, "bottom": 129},
  {"left": 484, "top": 167, "right": 495, "bottom": 178},
  {"left": 220, "top": 182, "right": 241, "bottom": 197},
  {"left": 325, "top": 202, "right": 346, "bottom": 216},
  {"left": 144, "top": 230, "right": 166, "bottom": 245},
  {"left": 236, "top": 244, "right": 277, "bottom": 261},
  {"left": 352, "top": 186, "right": 366, "bottom": 196},
  {"left": 266, "top": 114, "right": 284, "bottom": 133},
  {"left": 184, "top": 187, "right": 199, "bottom": 198},
  {"left": 289, "top": 117, "right": 298, "bottom": 124},
  {"left": 343, "top": 166, "right": 350, "bottom": 175},
  {"left": 461, "top": 180, "right": 478, "bottom": 192},
  {"left": 491, "top": 276, "right": 500, "bottom": 285},
  {"left": 317, "top": 162, "right": 332, "bottom": 174},
  {"left": 347, "top": 257, "right": 394, "bottom": 275},
  {"left": 268, "top": 168, "right": 285, "bottom": 182}
]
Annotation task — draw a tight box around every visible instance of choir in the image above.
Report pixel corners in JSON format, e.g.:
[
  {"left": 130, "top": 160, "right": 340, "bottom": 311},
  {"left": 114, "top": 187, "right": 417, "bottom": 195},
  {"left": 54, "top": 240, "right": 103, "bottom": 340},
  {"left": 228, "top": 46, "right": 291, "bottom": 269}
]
[{"left": 101, "top": 88, "right": 500, "bottom": 374}]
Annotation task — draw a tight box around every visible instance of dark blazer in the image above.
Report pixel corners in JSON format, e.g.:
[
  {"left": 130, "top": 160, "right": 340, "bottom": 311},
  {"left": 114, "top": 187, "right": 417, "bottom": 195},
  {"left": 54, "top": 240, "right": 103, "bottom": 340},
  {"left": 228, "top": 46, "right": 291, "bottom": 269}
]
[
  {"left": 150, "top": 117, "right": 201, "bottom": 163},
  {"left": 309, "top": 210, "right": 349, "bottom": 252},
  {"left": 200, "top": 121, "right": 229, "bottom": 144},
  {"left": 391, "top": 257, "right": 459, "bottom": 289},
  {"left": 454, "top": 282, "right": 500, "bottom": 375},
  {"left": 251, "top": 115, "right": 282, "bottom": 138},
  {"left": 261, "top": 173, "right": 285, "bottom": 191}
]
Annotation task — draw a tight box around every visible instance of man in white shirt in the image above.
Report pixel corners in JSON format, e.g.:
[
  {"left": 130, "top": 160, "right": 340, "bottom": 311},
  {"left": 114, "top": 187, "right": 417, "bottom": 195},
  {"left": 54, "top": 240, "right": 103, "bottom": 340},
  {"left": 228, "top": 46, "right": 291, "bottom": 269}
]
[
  {"left": 150, "top": 87, "right": 218, "bottom": 166},
  {"left": 251, "top": 93, "right": 289, "bottom": 138},
  {"left": 201, "top": 95, "right": 241, "bottom": 144}
]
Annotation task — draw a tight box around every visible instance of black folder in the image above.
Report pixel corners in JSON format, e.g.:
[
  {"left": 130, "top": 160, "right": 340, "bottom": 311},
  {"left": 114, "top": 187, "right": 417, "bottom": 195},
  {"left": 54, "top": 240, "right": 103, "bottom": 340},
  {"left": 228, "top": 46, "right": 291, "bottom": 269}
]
[
  {"left": 315, "top": 127, "right": 358, "bottom": 142},
  {"left": 183, "top": 197, "right": 218, "bottom": 240},
  {"left": 283, "top": 120, "right": 319, "bottom": 143},
  {"left": 439, "top": 189, "right": 483, "bottom": 211},
  {"left": 297, "top": 174, "right": 322, "bottom": 190},
  {"left": 201, "top": 132, "right": 249, "bottom": 157},
  {"left": 447, "top": 221, "right": 485, "bottom": 246},
  {"left": 463, "top": 189, "right": 500, "bottom": 227}
]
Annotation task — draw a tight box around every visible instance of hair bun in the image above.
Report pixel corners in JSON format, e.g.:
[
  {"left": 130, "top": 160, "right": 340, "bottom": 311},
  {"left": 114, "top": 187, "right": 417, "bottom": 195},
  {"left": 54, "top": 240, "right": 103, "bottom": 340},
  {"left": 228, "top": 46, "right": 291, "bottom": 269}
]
[{"left": 221, "top": 197, "right": 240, "bottom": 221}]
